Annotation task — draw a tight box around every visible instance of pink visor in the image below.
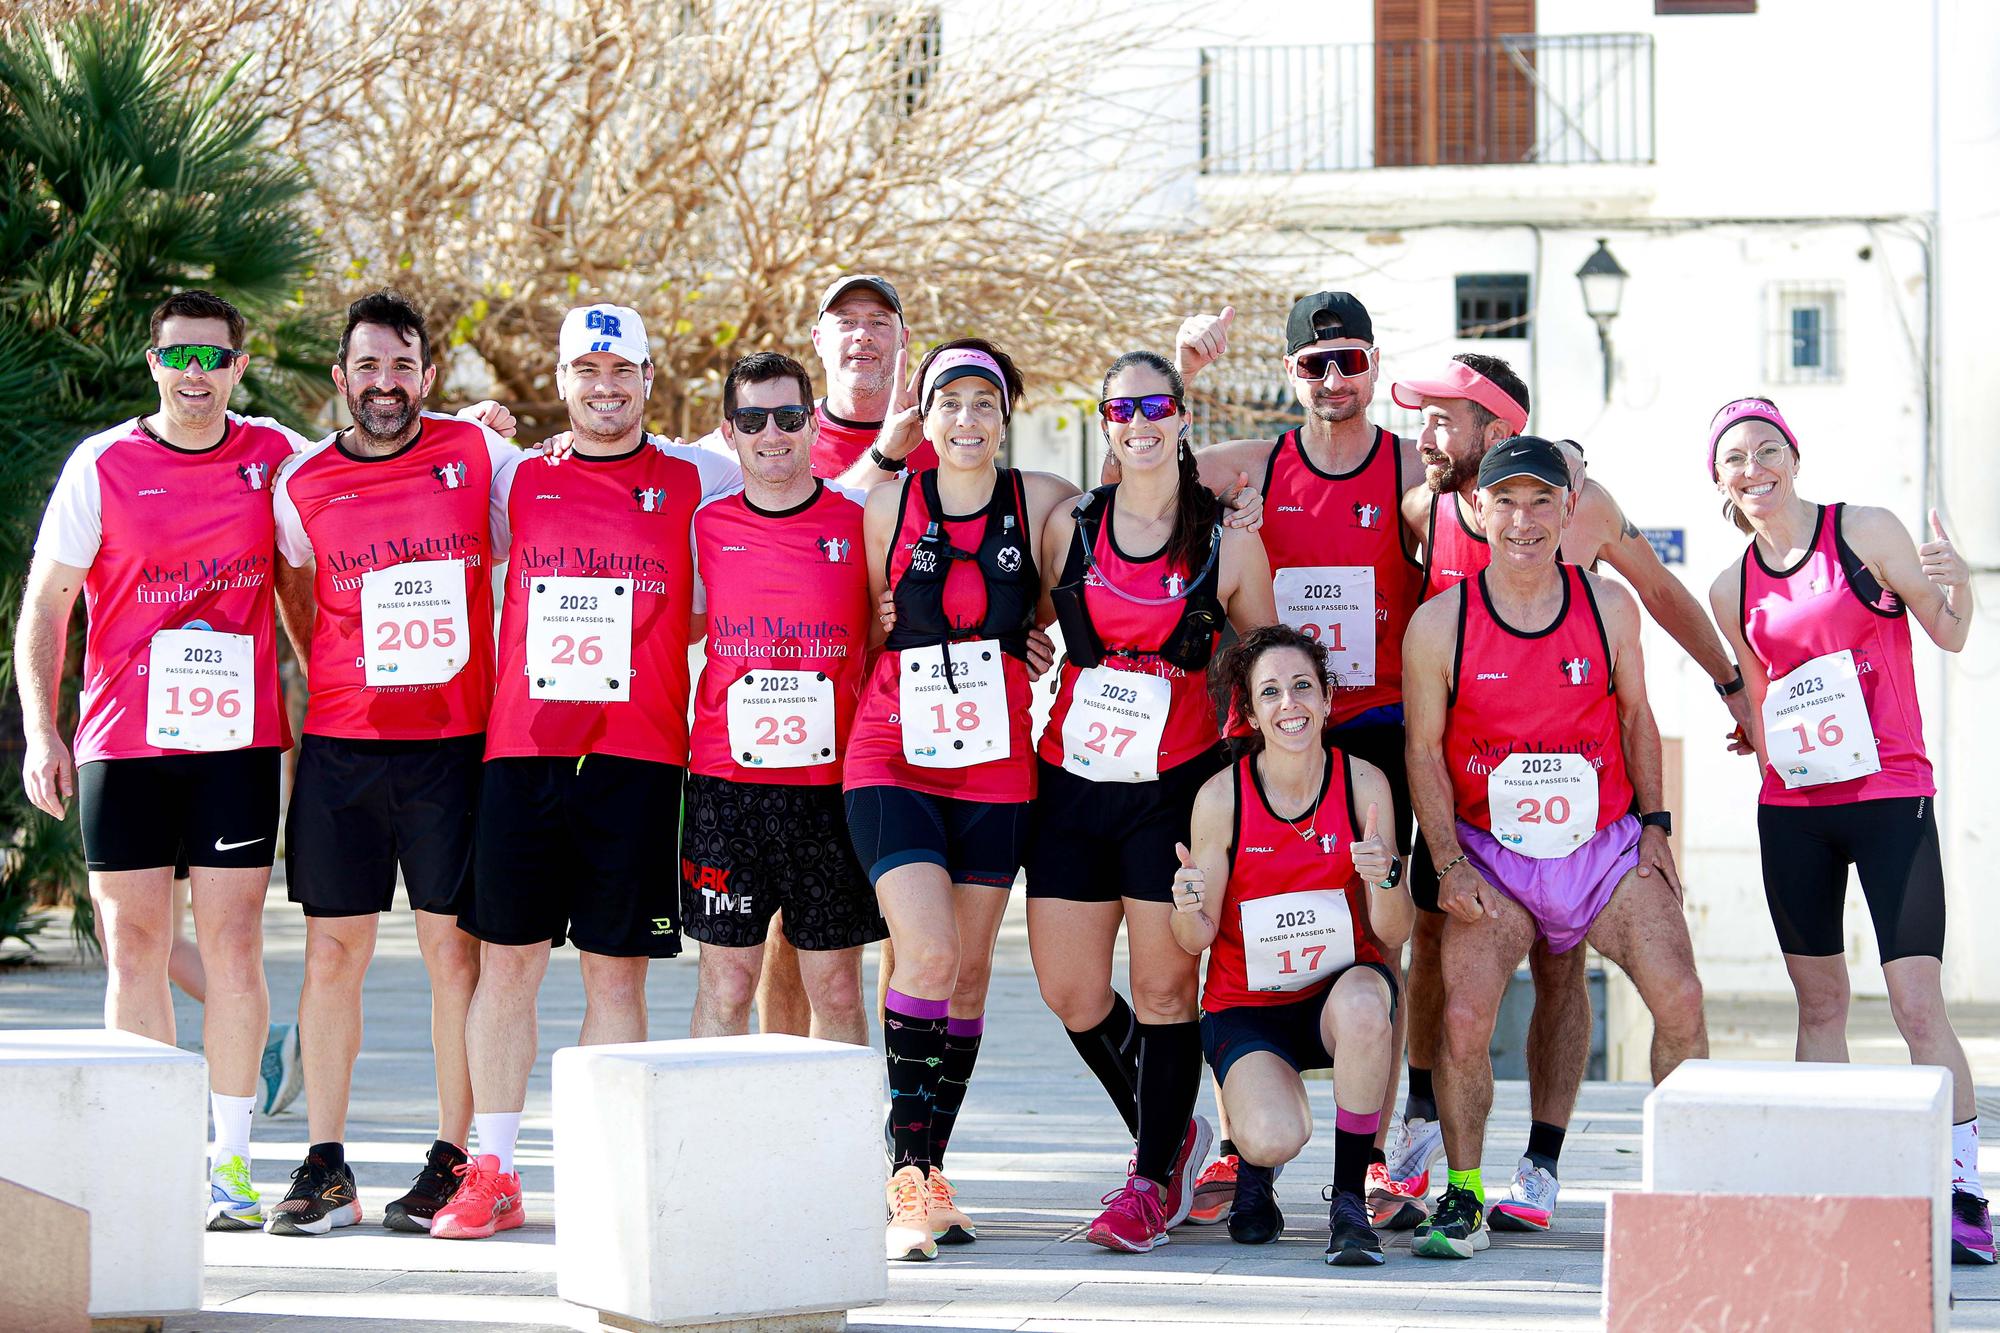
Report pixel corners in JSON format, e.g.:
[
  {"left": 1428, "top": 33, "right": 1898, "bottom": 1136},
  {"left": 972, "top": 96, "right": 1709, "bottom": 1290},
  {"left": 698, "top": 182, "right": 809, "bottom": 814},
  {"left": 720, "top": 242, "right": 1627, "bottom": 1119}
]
[
  {"left": 922, "top": 348, "right": 1010, "bottom": 416},
  {"left": 1706, "top": 398, "right": 1797, "bottom": 480},
  {"left": 1390, "top": 362, "right": 1528, "bottom": 435}
]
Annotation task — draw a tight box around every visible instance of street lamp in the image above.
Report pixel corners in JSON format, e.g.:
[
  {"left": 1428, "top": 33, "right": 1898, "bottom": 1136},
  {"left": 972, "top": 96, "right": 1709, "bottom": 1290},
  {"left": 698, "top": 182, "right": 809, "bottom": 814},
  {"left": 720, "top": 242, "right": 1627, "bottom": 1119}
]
[{"left": 1576, "top": 237, "right": 1628, "bottom": 402}]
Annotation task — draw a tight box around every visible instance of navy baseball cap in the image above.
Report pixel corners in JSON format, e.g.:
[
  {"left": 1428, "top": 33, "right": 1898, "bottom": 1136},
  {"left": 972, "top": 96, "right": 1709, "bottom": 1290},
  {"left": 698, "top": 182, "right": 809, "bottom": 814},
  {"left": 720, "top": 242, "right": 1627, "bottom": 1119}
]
[{"left": 1477, "top": 435, "right": 1570, "bottom": 490}]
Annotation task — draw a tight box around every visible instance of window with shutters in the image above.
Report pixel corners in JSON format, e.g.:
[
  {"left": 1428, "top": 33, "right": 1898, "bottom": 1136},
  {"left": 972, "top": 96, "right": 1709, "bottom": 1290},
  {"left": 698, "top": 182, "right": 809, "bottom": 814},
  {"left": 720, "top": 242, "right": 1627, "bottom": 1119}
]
[
  {"left": 1457, "top": 274, "right": 1532, "bottom": 339},
  {"left": 1375, "top": 0, "right": 1536, "bottom": 167}
]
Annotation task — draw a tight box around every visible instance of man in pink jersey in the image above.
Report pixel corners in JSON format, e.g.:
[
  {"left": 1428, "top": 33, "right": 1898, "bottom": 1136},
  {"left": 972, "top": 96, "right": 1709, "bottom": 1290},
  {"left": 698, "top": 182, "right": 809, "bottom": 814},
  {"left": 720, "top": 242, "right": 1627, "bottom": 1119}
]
[
  {"left": 1402, "top": 436, "right": 1707, "bottom": 1260},
  {"left": 268, "top": 291, "right": 520, "bottom": 1237},
  {"left": 682, "top": 351, "right": 884, "bottom": 1047},
  {"left": 1384, "top": 352, "right": 1749, "bottom": 1232},
  {"left": 18, "top": 290, "right": 306, "bottom": 1232},
  {"left": 434, "top": 304, "right": 743, "bottom": 1239}
]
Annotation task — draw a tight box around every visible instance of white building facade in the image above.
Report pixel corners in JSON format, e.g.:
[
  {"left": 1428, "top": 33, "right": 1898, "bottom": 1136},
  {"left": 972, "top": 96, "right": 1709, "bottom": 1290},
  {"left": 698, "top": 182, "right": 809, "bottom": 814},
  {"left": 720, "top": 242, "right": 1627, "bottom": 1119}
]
[{"left": 984, "top": 0, "right": 2000, "bottom": 999}]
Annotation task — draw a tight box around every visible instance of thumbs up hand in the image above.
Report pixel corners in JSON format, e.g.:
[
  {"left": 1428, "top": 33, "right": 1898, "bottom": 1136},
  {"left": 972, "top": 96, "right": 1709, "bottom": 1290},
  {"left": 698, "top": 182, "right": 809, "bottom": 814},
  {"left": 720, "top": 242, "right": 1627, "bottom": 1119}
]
[
  {"left": 1919, "top": 508, "right": 1967, "bottom": 593},
  {"left": 1222, "top": 469, "right": 1264, "bottom": 531},
  {"left": 1171, "top": 841, "right": 1206, "bottom": 915},
  {"left": 1350, "top": 802, "right": 1395, "bottom": 887},
  {"left": 1174, "top": 306, "right": 1235, "bottom": 380}
]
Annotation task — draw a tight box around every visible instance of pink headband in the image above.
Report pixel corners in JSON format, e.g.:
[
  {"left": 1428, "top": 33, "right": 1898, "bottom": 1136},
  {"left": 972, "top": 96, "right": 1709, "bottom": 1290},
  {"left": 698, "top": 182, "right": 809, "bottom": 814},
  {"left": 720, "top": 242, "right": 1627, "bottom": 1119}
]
[
  {"left": 1707, "top": 399, "right": 1797, "bottom": 479},
  {"left": 1389, "top": 362, "right": 1529, "bottom": 435},
  {"left": 921, "top": 349, "right": 1010, "bottom": 417}
]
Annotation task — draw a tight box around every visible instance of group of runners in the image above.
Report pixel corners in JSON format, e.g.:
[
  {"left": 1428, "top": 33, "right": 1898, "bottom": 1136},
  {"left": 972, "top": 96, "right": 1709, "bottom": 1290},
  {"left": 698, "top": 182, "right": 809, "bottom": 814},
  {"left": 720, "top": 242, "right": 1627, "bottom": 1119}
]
[{"left": 15, "top": 278, "right": 1991, "bottom": 1270}]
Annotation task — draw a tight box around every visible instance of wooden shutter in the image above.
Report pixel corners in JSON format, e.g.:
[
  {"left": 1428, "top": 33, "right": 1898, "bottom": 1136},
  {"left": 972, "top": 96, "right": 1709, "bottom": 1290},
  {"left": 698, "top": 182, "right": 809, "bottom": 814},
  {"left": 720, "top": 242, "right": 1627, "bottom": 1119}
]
[{"left": 1375, "top": 0, "right": 1536, "bottom": 166}]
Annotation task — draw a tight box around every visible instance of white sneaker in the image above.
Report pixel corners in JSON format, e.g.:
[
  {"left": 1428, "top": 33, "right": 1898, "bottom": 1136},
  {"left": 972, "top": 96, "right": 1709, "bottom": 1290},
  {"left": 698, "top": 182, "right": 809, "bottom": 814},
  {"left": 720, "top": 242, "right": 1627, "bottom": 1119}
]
[
  {"left": 1487, "top": 1157, "right": 1559, "bottom": 1232},
  {"left": 1387, "top": 1115, "right": 1445, "bottom": 1190}
]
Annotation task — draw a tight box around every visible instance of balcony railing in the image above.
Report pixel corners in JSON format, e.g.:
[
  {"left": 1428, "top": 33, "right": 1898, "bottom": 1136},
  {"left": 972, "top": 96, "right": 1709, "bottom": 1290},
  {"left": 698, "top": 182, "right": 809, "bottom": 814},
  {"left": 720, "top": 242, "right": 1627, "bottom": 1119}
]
[{"left": 1199, "top": 33, "right": 1654, "bottom": 174}]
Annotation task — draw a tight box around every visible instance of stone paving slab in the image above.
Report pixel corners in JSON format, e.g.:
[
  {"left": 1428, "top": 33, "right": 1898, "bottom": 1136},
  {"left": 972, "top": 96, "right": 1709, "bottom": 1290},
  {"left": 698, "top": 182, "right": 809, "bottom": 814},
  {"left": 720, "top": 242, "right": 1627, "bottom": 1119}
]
[{"left": 3, "top": 887, "right": 1998, "bottom": 1330}]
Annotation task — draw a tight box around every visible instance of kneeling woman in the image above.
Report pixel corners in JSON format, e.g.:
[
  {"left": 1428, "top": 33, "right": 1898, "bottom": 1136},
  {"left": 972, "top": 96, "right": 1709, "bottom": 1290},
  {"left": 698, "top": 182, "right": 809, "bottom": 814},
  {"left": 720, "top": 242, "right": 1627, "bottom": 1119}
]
[
  {"left": 1171, "top": 625, "right": 1412, "bottom": 1265},
  {"left": 1029, "top": 351, "right": 1275, "bottom": 1253}
]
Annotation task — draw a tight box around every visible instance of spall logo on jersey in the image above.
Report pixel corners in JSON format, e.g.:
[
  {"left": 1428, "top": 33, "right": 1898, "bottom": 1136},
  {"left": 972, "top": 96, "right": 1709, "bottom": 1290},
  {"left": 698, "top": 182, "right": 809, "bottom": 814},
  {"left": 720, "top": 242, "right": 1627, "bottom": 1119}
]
[
  {"left": 237, "top": 461, "right": 268, "bottom": 492},
  {"left": 432, "top": 460, "right": 468, "bottom": 490}
]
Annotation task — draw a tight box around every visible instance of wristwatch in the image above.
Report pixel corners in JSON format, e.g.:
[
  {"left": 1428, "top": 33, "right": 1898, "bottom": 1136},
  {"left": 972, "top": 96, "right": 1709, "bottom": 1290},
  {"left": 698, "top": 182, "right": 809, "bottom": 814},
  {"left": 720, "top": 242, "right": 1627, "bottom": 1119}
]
[
  {"left": 1639, "top": 810, "right": 1673, "bottom": 836},
  {"left": 1715, "top": 667, "right": 1745, "bottom": 698},
  {"left": 868, "top": 444, "right": 903, "bottom": 472},
  {"left": 1375, "top": 857, "right": 1403, "bottom": 892}
]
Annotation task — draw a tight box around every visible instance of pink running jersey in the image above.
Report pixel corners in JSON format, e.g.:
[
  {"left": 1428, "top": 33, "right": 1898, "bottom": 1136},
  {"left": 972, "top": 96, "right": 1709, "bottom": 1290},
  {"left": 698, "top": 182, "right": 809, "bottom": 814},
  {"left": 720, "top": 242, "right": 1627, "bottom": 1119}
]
[
  {"left": 486, "top": 440, "right": 742, "bottom": 764},
  {"left": 691, "top": 481, "right": 871, "bottom": 784},
  {"left": 1739, "top": 503, "right": 1933, "bottom": 806},
  {"left": 274, "top": 413, "right": 517, "bottom": 740},
  {"left": 35, "top": 415, "right": 303, "bottom": 763}
]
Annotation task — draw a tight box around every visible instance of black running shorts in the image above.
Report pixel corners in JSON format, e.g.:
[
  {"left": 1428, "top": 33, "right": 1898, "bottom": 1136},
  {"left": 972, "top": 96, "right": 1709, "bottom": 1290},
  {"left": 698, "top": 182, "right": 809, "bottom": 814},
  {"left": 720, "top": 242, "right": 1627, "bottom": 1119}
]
[
  {"left": 843, "top": 785, "right": 1030, "bottom": 889},
  {"left": 79, "top": 748, "right": 281, "bottom": 873},
  {"left": 465, "top": 754, "right": 684, "bottom": 958},
  {"left": 1758, "top": 795, "right": 1946, "bottom": 963},
  {"left": 679, "top": 773, "right": 885, "bottom": 951},
  {"left": 1024, "top": 745, "right": 1229, "bottom": 904},
  {"left": 285, "top": 734, "right": 483, "bottom": 917},
  {"left": 1199, "top": 963, "right": 1399, "bottom": 1083}
]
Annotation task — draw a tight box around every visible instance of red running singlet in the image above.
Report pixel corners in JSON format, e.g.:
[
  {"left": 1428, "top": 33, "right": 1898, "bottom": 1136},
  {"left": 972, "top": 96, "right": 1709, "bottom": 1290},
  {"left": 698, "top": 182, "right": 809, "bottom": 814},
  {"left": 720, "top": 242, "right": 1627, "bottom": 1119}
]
[
  {"left": 1258, "top": 428, "right": 1422, "bottom": 723},
  {"left": 691, "top": 481, "right": 872, "bottom": 785},
  {"left": 1739, "top": 503, "right": 1933, "bottom": 807},
  {"left": 1203, "top": 748, "right": 1381, "bottom": 1012},
  {"left": 808, "top": 400, "right": 938, "bottom": 479},
  {"left": 1421, "top": 490, "right": 1489, "bottom": 601},
  {"left": 1443, "top": 566, "right": 1634, "bottom": 842}
]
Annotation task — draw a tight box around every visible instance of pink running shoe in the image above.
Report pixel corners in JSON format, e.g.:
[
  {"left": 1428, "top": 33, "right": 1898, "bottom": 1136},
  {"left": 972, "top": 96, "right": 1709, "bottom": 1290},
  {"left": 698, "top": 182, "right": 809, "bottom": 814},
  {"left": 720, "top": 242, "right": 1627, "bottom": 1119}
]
[
  {"left": 1087, "top": 1175, "right": 1170, "bottom": 1253},
  {"left": 430, "top": 1154, "right": 523, "bottom": 1240},
  {"left": 1160, "top": 1114, "right": 1215, "bottom": 1229}
]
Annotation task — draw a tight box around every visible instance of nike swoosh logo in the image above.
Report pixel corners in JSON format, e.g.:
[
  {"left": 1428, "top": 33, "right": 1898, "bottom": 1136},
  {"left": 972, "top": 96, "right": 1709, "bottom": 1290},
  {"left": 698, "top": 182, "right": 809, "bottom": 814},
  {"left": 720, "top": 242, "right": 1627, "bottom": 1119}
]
[{"left": 214, "top": 836, "right": 267, "bottom": 851}]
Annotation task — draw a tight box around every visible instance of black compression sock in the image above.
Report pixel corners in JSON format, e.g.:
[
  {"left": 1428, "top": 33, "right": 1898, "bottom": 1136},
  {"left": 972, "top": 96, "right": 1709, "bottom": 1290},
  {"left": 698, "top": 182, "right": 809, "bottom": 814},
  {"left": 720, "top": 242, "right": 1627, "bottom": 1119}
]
[
  {"left": 1405, "top": 1066, "right": 1437, "bottom": 1122},
  {"left": 1134, "top": 1019, "right": 1202, "bottom": 1186},
  {"left": 1064, "top": 992, "right": 1140, "bottom": 1138},
  {"left": 1525, "top": 1120, "right": 1566, "bottom": 1177}
]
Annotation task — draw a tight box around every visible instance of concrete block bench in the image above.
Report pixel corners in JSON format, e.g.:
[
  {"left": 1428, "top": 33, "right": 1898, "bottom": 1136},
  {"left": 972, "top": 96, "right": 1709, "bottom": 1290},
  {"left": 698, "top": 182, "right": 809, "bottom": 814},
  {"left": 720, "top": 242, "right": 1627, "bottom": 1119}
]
[
  {"left": 554, "top": 1034, "right": 886, "bottom": 1333},
  {"left": 1607, "top": 1059, "right": 1950, "bottom": 1331},
  {"left": 0, "top": 1029, "right": 206, "bottom": 1322}
]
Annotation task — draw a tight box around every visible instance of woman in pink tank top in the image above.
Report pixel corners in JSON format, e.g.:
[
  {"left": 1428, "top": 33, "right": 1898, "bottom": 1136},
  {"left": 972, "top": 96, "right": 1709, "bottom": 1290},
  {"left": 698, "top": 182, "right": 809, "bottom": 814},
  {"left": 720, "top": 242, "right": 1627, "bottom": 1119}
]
[{"left": 1703, "top": 396, "right": 1991, "bottom": 1265}]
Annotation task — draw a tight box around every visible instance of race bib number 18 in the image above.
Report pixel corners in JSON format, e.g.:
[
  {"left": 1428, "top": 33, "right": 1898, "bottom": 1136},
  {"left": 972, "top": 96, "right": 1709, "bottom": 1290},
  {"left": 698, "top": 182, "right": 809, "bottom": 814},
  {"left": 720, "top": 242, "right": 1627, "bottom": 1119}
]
[
  {"left": 360, "top": 558, "right": 469, "bottom": 686},
  {"left": 526, "top": 576, "right": 634, "bottom": 702},
  {"left": 146, "top": 628, "right": 253, "bottom": 752},
  {"left": 898, "top": 639, "right": 1010, "bottom": 769},
  {"left": 1273, "top": 565, "right": 1375, "bottom": 687},
  {"left": 1762, "top": 649, "right": 1881, "bottom": 789}
]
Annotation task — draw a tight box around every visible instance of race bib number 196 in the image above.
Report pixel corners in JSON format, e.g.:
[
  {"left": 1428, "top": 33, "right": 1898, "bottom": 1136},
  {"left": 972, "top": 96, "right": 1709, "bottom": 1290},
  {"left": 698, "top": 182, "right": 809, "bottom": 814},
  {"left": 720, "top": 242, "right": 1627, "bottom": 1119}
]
[{"left": 146, "top": 628, "right": 253, "bottom": 752}]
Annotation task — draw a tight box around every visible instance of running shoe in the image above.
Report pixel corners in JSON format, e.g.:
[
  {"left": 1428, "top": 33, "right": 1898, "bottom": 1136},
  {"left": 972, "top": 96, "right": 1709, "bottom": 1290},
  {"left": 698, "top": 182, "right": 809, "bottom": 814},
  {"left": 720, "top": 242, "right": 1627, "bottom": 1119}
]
[
  {"left": 1365, "top": 1161, "right": 1428, "bottom": 1231},
  {"left": 1225, "top": 1162, "right": 1282, "bottom": 1245},
  {"left": 258, "top": 1022, "right": 303, "bottom": 1116},
  {"left": 1324, "top": 1187, "right": 1385, "bottom": 1266},
  {"left": 1087, "top": 1174, "right": 1170, "bottom": 1253},
  {"left": 1186, "top": 1153, "right": 1238, "bottom": 1225},
  {"left": 1160, "top": 1113, "right": 1214, "bottom": 1229},
  {"left": 1412, "top": 1183, "right": 1488, "bottom": 1260},
  {"left": 886, "top": 1165, "right": 936, "bottom": 1262},
  {"left": 1487, "top": 1157, "right": 1559, "bottom": 1232},
  {"left": 265, "top": 1151, "right": 361, "bottom": 1236},
  {"left": 1387, "top": 1114, "right": 1445, "bottom": 1197},
  {"left": 384, "top": 1139, "right": 468, "bottom": 1233},
  {"left": 928, "top": 1167, "right": 975, "bottom": 1245},
  {"left": 431, "top": 1154, "right": 523, "bottom": 1240},
  {"left": 1953, "top": 1189, "right": 1996, "bottom": 1265},
  {"left": 205, "top": 1154, "right": 262, "bottom": 1232}
]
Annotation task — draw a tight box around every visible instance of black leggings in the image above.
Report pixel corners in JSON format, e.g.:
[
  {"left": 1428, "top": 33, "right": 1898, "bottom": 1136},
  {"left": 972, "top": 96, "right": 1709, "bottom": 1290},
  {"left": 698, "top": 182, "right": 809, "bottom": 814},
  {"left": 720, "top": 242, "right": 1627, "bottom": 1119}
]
[{"left": 1758, "top": 796, "right": 1945, "bottom": 962}]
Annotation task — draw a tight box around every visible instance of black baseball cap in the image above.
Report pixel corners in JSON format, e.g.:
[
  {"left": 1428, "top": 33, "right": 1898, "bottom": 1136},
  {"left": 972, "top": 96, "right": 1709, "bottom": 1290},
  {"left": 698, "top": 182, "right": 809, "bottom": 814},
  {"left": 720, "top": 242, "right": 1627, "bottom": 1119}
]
[
  {"left": 1285, "top": 292, "right": 1373, "bottom": 353},
  {"left": 1477, "top": 435, "right": 1570, "bottom": 490},
  {"left": 817, "top": 274, "right": 902, "bottom": 318}
]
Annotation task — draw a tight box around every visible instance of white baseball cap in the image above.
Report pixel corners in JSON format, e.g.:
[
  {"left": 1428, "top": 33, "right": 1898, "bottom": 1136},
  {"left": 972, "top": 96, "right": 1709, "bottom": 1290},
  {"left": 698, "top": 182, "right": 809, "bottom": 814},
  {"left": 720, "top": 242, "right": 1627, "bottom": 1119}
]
[{"left": 558, "top": 304, "right": 649, "bottom": 367}]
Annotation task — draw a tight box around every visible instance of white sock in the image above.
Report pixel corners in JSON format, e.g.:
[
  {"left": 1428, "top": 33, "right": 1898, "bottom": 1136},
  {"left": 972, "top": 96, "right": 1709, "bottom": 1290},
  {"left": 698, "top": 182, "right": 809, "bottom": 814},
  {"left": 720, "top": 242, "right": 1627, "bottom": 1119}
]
[
  {"left": 475, "top": 1111, "right": 523, "bottom": 1176},
  {"left": 1955, "top": 1118, "right": 1985, "bottom": 1198},
  {"left": 211, "top": 1092, "right": 255, "bottom": 1166}
]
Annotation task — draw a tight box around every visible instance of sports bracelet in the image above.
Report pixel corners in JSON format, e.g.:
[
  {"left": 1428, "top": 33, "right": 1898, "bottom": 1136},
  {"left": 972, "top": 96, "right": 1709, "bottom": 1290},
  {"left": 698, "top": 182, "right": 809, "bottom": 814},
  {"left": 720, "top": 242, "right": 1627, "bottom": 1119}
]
[
  {"left": 1715, "top": 667, "right": 1745, "bottom": 698},
  {"left": 1436, "top": 852, "right": 1468, "bottom": 882}
]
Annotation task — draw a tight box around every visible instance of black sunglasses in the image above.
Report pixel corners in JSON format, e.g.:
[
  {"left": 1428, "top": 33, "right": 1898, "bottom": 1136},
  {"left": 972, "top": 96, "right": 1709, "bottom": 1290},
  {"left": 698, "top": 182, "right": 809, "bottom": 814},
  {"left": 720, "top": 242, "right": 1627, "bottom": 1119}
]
[{"left": 729, "top": 405, "right": 812, "bottom": 434}]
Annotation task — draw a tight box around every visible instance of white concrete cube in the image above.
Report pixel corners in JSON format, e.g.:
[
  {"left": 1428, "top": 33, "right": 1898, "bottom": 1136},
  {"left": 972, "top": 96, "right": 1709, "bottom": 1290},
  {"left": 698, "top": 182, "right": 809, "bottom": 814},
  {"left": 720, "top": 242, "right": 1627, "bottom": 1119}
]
[
  {"left": 0, "top": 1028, "right": 207, "bottom": 1318},
  {"left": 1643, "top": 1059, "right": 1950, "bottom": 1328},
  {"left": 554, "top": 1034, "right": 887, "bottom": 1328}
]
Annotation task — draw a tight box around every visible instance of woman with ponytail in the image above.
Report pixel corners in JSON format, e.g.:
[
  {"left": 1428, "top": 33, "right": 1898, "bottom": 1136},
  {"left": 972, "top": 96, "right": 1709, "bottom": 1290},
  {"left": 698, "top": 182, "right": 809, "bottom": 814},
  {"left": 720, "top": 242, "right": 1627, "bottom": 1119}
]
[{"left": 1026, "top": 350, "right": 1276, "bottom": 1253}]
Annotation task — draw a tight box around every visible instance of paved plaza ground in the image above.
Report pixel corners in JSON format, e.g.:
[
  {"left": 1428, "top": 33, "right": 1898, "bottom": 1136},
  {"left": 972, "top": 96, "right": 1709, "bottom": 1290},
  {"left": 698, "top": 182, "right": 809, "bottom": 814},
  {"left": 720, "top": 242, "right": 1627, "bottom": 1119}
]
[{"left": 3, "top": 886, "right": 1997, "bottom": 1331}]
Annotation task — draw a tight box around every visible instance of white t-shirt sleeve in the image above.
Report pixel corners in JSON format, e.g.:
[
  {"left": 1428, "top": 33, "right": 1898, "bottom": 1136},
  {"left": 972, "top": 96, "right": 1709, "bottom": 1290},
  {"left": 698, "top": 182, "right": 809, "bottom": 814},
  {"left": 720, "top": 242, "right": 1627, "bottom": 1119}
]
[
  {"left": 482, "top": 429, "right": 524, "bottom": 556},
  {"left": 272, "top": 451, "right": 316, "bottom": 568},
  {"left": 236, "top": 413, "right": 315, "bottom": 455},
  {"left": 34, "top": 442, "right": 105, "bottom": 570}
]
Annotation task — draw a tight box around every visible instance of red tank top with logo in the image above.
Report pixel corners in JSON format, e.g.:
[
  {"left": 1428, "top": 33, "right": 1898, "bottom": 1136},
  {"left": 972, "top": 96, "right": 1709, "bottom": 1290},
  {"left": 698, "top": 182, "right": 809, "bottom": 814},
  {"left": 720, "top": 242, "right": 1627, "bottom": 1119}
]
[
  {"left": 1739, "top": 503, "right": 1933, "bottom": 806},
  {"left": 1203, "top": 748, "right": 1380, "bottom": 1012},
  {"left": 1040, "top": 495, "right": 1219, "bottom": 775},
  {"left": 1258, "top": 428, "right": 1422, "bottom": 723},
  {"left": 843, "top": 474, "right": 1036, "bottom": 803},
  {"left": 808, "top": 400, "right": 939, "bottom": 479},
  {"left": 1422, "top": 490, "right": 1490, "bottom": 600},
  {"left": 1444, "top": 566, "right": 1634, "bottom": 837}
]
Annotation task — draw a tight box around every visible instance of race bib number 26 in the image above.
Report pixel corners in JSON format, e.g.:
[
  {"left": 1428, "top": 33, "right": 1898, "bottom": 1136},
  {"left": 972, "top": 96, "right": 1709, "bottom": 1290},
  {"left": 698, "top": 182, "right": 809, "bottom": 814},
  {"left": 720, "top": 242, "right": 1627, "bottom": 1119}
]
[{"left": 526, "top": 575, "right": 633, "bottom": 702}]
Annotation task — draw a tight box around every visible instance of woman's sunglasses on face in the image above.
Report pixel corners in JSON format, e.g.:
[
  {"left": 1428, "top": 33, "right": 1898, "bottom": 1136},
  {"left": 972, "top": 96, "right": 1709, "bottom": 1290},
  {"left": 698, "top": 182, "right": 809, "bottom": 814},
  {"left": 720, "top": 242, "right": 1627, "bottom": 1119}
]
[{"left": 1098, "top": 394, "right": 1182, "bottom": 424}]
